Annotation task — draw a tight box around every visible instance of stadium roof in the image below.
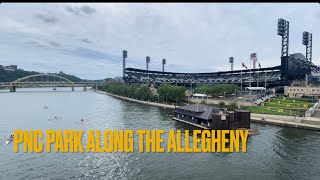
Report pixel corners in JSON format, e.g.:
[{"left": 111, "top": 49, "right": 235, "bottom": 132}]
[{"left": 125, "top": 65, "right": 280, "bottom": 75}]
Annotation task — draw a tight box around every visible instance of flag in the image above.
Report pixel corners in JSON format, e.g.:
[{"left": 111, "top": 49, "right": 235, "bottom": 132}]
[
  {"left": 242, "top": 62, "right": 247, "bottom": 69},
  {"left": 250, "top": 53, "right": 258, "bottom": 62},
  {"left": 258, "top": 62, "right": 261, "bottom": 69}
]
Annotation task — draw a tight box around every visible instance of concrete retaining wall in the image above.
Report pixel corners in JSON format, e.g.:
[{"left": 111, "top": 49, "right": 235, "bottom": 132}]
[{"left": 96, "top": 91, "right": 176, "bottom": 109}]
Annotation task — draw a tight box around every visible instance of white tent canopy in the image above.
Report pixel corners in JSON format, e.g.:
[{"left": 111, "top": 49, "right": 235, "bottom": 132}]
[
  {"left": 245, "top": 87, "right": 266, "bottom": 91},
  {"left": 193, "top": 93, "right": 208, "bottom": 98}
]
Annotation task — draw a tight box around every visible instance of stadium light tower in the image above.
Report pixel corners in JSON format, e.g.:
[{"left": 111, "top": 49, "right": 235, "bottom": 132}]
[
  {"left": 277, "top": 18, "right": 289, "bottom": 58},
  {"left": 303, "top": 31, "right": 312, "bottom": 62},
  {"left": 123, "top": 50, "right": 127, "bottom": 82},
  {"left": 229, "top": 57, "right": 234, "bottom": 71},
  {"left": 162, "top": 59, "right": 166, "bottom": 73},
  {"left": 277, "top": 18, "right": 289, "bottom": 85},
  {"left": 146, "top": 56, "right": 150, "bottom": 84}
]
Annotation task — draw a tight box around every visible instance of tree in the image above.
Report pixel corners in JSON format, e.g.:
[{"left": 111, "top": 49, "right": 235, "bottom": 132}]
[
  {"left": 229, "top": 102, "right": 237, "bottom": 110},
  {"left": 158, "top": 84, "right": 187, "bottom": 103},
  {"left": 218, "top": 101, "right": 225, "bottom": 109},
  {"left": 194, "top": 84, "right": 239, "bottom": 97}
]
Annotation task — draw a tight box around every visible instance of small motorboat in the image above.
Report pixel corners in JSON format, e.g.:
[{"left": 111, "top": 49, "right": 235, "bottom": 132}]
[{"left": 53, "top": 87, "right": 57, "bottom": 90}]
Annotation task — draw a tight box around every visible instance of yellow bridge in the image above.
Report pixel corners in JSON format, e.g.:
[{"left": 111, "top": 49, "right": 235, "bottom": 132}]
[{"left": 0, "top": 73, "right": 98, "bottom": 92}]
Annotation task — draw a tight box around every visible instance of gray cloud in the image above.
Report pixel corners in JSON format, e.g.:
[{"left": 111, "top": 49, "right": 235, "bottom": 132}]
[
  {"left": 65, "top": 5, "right": 96, "bottom": 16},
  {"left": 80, "top": 6, "right": 96, "bottom": 15},
  {"left": 35, "top": 13, "right": 58, "bottom": 24},
  {"left": 80, "top": 38, "right": 92, "bottom": 44},
  {"left": 49, "top": 41, "right": 60, "bottom": 47}
]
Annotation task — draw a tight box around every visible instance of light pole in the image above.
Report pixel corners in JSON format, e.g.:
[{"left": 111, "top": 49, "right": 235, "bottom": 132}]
[
  {"left": 123, "top": 50, "right": 127, "bottom": 82},
  {"left": 229, "top": 57, "right": 234, "bottom": 71},
  {"left": 162, "top": 59, "right": 166, "bottom": 74},
  {"left": 146, "top": 56, "right": 150, "bottom": 85}
]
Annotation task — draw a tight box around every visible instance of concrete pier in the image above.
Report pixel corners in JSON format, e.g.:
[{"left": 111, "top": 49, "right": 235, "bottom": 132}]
[{"left": 9, "top": 86, "right": 16, "bottom": 92}]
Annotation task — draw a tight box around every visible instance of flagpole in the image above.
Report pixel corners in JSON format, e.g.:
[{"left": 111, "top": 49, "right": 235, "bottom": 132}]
[
  {"left": 241, "top": 63, "right": 243, "bottom": 96},
  {"left": 257, "top": 63, "right": 259, "bottom": 87},
  {"left": 249, "top": 55, "right": 252, "bottom": 95}
]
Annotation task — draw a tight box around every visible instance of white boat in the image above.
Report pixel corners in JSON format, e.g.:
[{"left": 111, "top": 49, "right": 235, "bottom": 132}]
[{"left": 4, "top": 138, "right": 13, "bottom": 146}]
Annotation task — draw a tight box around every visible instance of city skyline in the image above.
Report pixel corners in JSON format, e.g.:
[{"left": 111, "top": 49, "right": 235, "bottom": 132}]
[{"left": 0, "top": 3, "right": 319, "bottom": 80}]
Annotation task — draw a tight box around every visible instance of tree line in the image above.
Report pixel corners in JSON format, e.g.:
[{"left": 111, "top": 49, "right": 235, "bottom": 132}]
[
  {"left": 101, "top": 83, "right": 187, "bottom": 103},
  {"left": 194, "top": 84, "right": 239, "bottom": 97}
]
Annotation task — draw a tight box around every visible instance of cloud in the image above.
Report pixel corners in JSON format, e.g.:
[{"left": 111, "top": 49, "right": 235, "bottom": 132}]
[
  {"left": 80, "top": 38, "right": 92, "bottom": 44},
  {"left": 0, "top": 3, "right": 319, "bottom": 80},
  {"left": 35, "top": 13, "right": 58, "bottom": 24},
  {"left": 65, "top": 5, "right": 96, "bottom": 16},
  {"left": 80, "top": 5, "right": 96, "bottom": 15}
]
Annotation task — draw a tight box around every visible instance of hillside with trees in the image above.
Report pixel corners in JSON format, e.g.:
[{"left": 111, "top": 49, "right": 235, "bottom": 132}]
[{"left": 0, "top": 69, "right": 83, "bottom": 82}]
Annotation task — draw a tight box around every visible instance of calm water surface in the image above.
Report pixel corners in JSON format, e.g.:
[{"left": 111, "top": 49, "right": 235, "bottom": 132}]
[{"left": 0, "top": 87, "right": 319, "bottom": 180}]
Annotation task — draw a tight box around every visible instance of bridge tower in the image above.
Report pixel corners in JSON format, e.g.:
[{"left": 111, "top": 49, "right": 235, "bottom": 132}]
[{"left": 9, "top": 83, "right": 16, "bottom": 92}]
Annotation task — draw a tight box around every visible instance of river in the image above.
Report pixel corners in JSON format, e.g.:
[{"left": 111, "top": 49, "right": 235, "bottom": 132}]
[{"left": 0, "top": 87, "right": 319, "bottom": 180}]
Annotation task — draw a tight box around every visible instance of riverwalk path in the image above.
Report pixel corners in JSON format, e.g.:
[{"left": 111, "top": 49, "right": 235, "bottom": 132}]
[{"left": 97, "top": 90, "right": 320, "bottom": 131}]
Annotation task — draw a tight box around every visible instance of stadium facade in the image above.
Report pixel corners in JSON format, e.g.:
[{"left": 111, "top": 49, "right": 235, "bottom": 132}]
[{"left": 122, "top": 18, "right": 319, "bottom": 92}]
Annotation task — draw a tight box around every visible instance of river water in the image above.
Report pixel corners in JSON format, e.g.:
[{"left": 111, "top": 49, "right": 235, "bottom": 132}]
[{"left": 0, "top": 87, "right": 319, "bottom": 180}]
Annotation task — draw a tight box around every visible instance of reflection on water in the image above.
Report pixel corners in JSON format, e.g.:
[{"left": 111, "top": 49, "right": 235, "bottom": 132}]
[{"left": 0, "top": 88, "right": 319, "bottom": 180}]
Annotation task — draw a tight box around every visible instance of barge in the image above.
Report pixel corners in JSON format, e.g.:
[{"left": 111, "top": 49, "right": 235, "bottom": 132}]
[{"left": 173, "top": 104, "right": 256, "bottom": 134}]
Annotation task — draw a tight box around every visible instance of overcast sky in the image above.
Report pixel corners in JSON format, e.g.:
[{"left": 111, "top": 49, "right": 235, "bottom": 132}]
[{"left": 0, "top": 3, "right": 319, "bottom": 80}]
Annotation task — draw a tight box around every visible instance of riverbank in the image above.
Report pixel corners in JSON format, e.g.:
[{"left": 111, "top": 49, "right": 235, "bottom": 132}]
[
  {"left": 97, "top": 90, "right": 320, "bottom": 131},
  {"left": 96, "top": 90, "right": 176, "bottom": 109}
]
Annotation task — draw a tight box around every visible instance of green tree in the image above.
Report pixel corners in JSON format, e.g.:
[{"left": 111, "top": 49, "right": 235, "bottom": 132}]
[
  {"left": 218, "top": 101, "right": 225, "bottom": 109},
  {"left": 229, "top": 102, "right": 238, "bottom": 110},
  {"left": 158, "top": 83, "right": 187, "bottom": 103}
]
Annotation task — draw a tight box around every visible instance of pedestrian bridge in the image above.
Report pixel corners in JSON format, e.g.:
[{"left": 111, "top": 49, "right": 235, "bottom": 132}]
[{"left": 0, "top": 73, "right": 98, "bottom": 92}]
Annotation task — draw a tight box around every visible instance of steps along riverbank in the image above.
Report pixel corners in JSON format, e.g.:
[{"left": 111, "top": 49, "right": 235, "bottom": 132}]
[{"left": 96, "top": 91, "right": 320, "bottom": 131}]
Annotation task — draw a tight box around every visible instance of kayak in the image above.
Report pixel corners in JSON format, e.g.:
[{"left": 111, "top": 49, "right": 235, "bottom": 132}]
[{"left": 4, "top": 138, "right": 13, "bottom": 146}]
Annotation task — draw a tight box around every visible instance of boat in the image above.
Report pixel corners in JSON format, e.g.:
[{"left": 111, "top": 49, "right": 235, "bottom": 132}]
[
  {"left": 53, "top": 87, "right": 57, "bottom": 90},
  {"left": 5, "top": 138, "right": 13, "bottom": 145},
  {"left": 173, "top": 104, "right": 252, "bottom": 131}
]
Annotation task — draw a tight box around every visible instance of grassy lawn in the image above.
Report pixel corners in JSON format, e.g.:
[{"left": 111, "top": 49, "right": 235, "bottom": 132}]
[
  {"left": 248, "top": 97, "right": 315, "bottom": 116},
  {"left": 248, "top": 106, "right": 306, "bottom": 116}
]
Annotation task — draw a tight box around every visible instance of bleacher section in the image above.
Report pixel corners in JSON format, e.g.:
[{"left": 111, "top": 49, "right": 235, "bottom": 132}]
[{"left": 124, "top": 66, "right": 281, "bottom": 87}]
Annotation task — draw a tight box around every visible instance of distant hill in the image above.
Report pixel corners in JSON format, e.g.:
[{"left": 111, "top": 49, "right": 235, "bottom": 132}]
[{"left": 0, "top": 69, "right": 83, "bottom": 82}]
